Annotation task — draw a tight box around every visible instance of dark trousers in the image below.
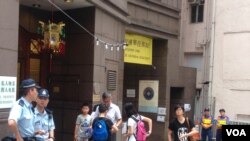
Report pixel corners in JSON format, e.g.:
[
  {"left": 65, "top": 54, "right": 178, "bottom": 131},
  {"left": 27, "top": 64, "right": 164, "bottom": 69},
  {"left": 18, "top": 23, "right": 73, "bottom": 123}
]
[
  {"left": 201, "top": 128, "right": 212, "bottom": 141},
  {"left": 1, "top": 137, "right": 15, "bottom": 141},
  {"left": 216, "top": 129, "right": 222, "bottom": 141},
  {"left": 1, "top": 137, "right": 37, "bottom": 141},
  {"left": 111, "top": 133, "right": 116, "bottom": 141}
]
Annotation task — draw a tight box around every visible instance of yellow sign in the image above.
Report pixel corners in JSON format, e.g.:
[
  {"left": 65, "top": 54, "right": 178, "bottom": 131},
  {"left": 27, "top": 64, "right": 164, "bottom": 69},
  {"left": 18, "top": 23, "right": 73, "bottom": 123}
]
[
  {"left": 203, "top": 119, "right": 212, "bottom": 124},
  {"left": 124, "top": 33, "right": 152, "bottom": 65},
  {"left": 218, "top": 120, "right": 227, "bottom": 125}
]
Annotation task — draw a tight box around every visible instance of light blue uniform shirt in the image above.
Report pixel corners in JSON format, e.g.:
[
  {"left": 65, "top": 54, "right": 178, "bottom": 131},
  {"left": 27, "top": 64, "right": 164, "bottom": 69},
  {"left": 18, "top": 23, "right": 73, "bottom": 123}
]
[
  {"left": 34, "top": 107, "right": 55, "bottom": 140},
  {"left": 8, "top": 97, "right": 34, "bottom": 137}
]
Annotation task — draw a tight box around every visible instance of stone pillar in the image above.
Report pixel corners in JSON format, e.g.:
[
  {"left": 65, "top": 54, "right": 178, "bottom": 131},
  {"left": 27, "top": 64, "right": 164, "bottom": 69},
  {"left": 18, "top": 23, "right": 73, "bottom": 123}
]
[{"left": 0, "top": 0, "right": 19, "bottom": 139}]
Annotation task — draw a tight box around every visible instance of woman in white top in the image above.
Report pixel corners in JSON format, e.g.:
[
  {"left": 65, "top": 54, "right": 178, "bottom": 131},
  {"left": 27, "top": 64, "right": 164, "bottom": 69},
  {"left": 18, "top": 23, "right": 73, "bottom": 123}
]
[{"left": 124, "top": 103, "right": 152, "bottom": 141}]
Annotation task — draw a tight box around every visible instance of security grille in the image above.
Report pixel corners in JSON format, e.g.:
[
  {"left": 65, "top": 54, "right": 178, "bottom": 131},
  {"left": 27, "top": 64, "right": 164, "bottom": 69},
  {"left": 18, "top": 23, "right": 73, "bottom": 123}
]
[{"left": 107, "top": 70, "right": 117, "bottom": 90}]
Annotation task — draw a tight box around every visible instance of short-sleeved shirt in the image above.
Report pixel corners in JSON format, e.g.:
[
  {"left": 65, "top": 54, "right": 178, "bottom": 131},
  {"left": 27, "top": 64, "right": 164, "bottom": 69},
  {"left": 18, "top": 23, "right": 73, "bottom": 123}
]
[
  {"left": 168, "top": 118, "right": 195, "bottom": 141},
  {"left": 92, "top": 117, "right": 113, "bottom": 141},
  {"left": 76, "top": 114, "right": 92, "bottom": 138},
  {"left": 127, "top": 115, "right": 145, "bottom": 141},
  {"left": 93, "top": 103, "right": 122, "bottom": 124},
  {"left": 200, "top": 115, "right": 213, "bottom": 130},
  {"left": 200, "top": 115, "right": 213, "bottom": 124},
  {"left": 33, "top": 107, "right": 55, "bottom": 140},
  {"left": 8, "top": 97, "right": 35, "bottom": 137},
  {"left": 216, "top": 116, "right": 229, "bottom": 129}
]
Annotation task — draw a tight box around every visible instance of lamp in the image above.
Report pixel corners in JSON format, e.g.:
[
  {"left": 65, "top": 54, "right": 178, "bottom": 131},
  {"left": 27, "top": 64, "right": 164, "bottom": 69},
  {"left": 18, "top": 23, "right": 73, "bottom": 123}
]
[{"left": 37, "top": 21, "right": 66, "bottom": 55}]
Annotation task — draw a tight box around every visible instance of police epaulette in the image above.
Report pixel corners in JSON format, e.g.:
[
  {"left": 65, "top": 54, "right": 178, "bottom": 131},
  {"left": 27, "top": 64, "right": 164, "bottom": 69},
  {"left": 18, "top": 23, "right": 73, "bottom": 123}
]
[
  {"left": 45, "top": 108, "right": 53, "bottom": 119},
  {"left": 18, "top": 100, "right": 24, "bottom": 107},
  {"left": 31, "top": 107, "right": 35, "bottom": 114},
  {"left": 45, "top": 108, "right": 52, "bottom": 115}
]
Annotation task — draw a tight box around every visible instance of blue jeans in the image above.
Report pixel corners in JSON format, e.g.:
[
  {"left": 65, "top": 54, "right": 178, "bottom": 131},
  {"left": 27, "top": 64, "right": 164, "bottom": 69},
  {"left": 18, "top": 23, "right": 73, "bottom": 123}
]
[
  {"left": 201, "top": 128, "right": 212, "bottom": 141},
  {"left": 216, "top": 129, "right": 222, "bottom": 141}
]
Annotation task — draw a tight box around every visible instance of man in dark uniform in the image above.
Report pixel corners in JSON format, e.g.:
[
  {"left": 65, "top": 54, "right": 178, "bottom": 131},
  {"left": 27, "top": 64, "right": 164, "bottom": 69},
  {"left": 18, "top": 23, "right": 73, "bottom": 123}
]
[
  {"left": 8, "top": 78, "right": 39, "bottom": 141},
  {"left": 200, "top": 108, "right": 213, "bottom": 141},
  {"left": 216, "top": 109, "right": 229, "bottom": 141}
]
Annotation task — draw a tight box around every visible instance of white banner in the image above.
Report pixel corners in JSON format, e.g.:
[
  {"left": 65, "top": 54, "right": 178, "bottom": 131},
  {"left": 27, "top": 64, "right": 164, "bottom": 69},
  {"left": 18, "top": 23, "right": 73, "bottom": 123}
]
[{"left": 0, "top": 76, "right": 17, "bottom": 108}]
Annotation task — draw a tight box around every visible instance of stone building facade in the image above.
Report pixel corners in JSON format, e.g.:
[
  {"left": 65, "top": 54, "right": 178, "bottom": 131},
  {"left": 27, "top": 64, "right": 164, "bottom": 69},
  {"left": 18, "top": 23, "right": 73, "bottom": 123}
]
[{"left": 0, "top": 0, "right": 197, "bottom": 140}]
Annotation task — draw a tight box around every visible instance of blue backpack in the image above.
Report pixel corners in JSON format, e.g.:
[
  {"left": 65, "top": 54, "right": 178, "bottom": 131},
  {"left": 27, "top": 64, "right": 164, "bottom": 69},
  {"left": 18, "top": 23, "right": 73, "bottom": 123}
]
[{"left": 92, "top": 119, "right": 108, "bottom": 141}]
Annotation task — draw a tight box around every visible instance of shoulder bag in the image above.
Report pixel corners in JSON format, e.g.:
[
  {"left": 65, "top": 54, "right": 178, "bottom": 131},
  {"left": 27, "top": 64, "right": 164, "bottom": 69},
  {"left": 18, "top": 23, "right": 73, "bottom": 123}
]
[{"left": 186, "top": 117, "right": 200, "bottom": 141}]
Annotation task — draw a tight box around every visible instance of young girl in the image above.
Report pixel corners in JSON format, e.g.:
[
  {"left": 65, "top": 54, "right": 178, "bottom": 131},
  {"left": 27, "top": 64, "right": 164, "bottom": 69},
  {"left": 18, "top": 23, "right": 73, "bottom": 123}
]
[
  {"left": 74, "top": 103, "right": 92, "bottom": 141},
  {"left": 124, "top": 103, "right": 152, "bottom": 141}
]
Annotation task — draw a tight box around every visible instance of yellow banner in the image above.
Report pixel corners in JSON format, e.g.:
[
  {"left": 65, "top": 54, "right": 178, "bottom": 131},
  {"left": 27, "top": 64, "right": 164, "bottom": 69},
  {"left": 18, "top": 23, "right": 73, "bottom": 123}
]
[{"left": 124, "top": 33, "right": 152, "bottom": 65}]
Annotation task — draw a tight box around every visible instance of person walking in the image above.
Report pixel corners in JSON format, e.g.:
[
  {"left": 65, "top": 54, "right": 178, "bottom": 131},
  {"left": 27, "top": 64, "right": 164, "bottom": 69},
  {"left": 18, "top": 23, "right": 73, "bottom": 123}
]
[
  {"left": 8, "top": 78, "right": 40, "bottom": 141},
  {"left": 74, "top": 103, "right": 92, "bottom": 141},
  {"left": 168, "top": 105, "right": 198, "bottom": 141},
  {"left": 33, "top": 89, "right": 55, "bottom": 141},
  {"left": 92, "top": 92, "right": 122, "bottom": 141},
  {"left": 92, "top": 104, "right": 118, "bottom": 141},
  {"left": 200, "top": 108, "right": 213, "bottom": 141},
  {"left": 123, "top": 102, "right": 152, "bottom": 141},
  {"left": 216, "top": 109, "right": 229, "bottom": 141}
]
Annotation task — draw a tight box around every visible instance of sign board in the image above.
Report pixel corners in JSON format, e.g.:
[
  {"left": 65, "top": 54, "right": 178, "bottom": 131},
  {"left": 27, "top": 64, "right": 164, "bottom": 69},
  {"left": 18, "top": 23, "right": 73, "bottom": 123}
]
[
  {"left": 93, "top": 94, "right": 101, "bottom": 102},
  {"left": 126, "top": 89, "right": 136, "bottom": 97},
  {"left": 157, "top": 115, "right": 165, "bottom": 122},
  {"left": 184, "top": 103, "right": 191, "bottom": 112},
  {"left": 124, "top": 33, "right": 152, "bottom": 65},
  {"left": 138, "top": 80, "right": 159, "bottom": 113},
  {"left": 158, "top": 107, "right": 166, "bottom": 115},
  {"left": 0, "top": 76, "right": 17, "bottom": 108}
]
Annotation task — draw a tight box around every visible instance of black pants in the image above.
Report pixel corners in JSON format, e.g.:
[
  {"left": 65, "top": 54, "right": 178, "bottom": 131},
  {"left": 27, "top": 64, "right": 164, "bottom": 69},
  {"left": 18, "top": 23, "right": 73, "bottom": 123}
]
[
  {"left": 23, "top": 137, "right": 37, "bottom": 141},
  {"left": 1, "top": 137, "right": 37, "bottom": 141},
  {"left": 1, "top": 137, "right": 15, "bottom": 141}
]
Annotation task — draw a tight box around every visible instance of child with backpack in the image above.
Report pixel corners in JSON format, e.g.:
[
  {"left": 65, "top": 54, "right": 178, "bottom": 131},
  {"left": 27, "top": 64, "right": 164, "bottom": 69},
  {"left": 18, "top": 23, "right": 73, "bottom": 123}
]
[
  {"left": 124, "top": 103, "right": 152, "bottom": 141},
  {"left": 92, "top": 104, "right": 118, "bottom": 141},
  {"left": 74, "top": 103, "right": 93, "bottom": 141}
]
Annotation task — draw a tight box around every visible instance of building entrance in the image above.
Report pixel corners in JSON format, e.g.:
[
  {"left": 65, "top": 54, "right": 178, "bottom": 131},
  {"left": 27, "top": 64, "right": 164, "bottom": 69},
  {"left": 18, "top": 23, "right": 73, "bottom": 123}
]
[{"left": 18, "top": 5, "right": 95, "bottom": 141}]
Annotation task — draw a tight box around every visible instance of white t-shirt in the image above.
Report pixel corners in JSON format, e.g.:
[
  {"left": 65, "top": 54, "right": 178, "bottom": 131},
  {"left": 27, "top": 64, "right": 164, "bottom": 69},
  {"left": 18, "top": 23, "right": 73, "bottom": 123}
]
[
  {"left": 76, "top": 114, "right": 92, "bottom": 138},
  {"left": 127, "top": 115, "right": 145, "bottom": 141}
]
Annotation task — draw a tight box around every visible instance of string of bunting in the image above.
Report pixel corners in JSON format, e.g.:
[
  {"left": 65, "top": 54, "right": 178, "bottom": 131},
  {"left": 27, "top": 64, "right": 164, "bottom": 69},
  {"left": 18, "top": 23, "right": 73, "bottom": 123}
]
[{"left": 47, "top": 0, "right": 128, "bottom": 51}]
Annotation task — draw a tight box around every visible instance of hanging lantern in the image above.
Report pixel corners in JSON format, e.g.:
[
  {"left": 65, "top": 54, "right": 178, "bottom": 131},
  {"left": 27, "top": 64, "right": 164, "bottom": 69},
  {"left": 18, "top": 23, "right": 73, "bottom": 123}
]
[{"left": 37, "top": 21, "right": 66, "bottom": 55}]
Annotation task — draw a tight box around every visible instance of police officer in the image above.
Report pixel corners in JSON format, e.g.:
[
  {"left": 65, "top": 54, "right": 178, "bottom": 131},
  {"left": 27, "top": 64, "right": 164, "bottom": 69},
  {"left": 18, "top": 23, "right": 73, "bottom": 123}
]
[
  {"left": 33, "top": 89, "right": 55, "bottom": 141},
  {"left": 216, "top": 109, "right": 229, "bottom": 141},
  {"left": 8, "top": 78, "right": 40, "bottom": 141},
  {"left": 200, "top": 108, "right": 213, "bottom": 141}
]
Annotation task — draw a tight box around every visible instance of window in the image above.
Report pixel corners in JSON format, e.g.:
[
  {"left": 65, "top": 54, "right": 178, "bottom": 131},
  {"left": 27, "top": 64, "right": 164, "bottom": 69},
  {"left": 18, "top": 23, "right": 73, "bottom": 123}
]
[
  {"left": 29, "top": 58, "right": 40, "bottom": 83},
  {"left": 191, "top": 0, "right": 204, "bottom": 23}
]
